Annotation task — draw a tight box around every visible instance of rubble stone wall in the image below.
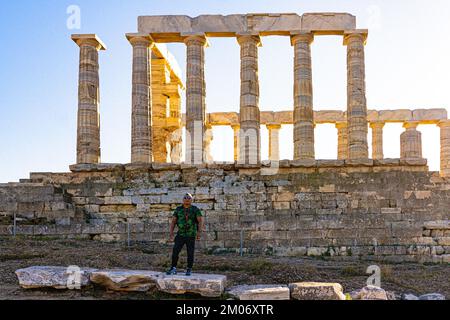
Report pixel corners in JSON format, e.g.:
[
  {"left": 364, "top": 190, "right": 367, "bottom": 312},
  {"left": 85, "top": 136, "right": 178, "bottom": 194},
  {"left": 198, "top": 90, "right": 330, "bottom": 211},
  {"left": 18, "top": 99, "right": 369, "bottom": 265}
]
[{"left": 1, "top": 161, "right": 449, "bottom": 264}]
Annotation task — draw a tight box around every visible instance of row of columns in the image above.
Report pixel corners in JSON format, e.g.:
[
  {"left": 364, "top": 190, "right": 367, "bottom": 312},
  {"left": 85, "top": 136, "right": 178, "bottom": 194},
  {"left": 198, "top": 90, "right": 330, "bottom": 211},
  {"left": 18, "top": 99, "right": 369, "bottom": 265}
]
[{"left": 72, "top": 34, "right": 450, "bottom": 178}]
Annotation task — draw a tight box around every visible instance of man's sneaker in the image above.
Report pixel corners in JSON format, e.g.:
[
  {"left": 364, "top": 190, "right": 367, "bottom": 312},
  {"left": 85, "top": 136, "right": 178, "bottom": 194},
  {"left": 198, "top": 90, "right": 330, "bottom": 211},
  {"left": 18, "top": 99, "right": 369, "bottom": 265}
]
[
  {"left": 185, "top": 268, "right": 192, "bottom": 276},
  {"left": 166, "top": 267, "right": 177, "bottom": 275}
]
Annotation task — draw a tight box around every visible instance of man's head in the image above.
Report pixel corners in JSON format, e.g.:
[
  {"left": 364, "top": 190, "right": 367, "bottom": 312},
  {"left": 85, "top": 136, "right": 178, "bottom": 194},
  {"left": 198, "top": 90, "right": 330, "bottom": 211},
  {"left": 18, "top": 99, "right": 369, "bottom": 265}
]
[{"left": 183, "top": 193, "right": 193, "bottom": 207}]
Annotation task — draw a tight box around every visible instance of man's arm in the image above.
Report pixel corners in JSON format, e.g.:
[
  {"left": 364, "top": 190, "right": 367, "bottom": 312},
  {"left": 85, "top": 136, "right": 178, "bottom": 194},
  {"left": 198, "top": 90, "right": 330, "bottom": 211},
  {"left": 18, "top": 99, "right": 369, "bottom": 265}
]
[
  {"left": 169, "top": 216, "right": 177, "bottom": 241},
  {"left": 196, "top": 216, "right": 204, "bottom": 240}
]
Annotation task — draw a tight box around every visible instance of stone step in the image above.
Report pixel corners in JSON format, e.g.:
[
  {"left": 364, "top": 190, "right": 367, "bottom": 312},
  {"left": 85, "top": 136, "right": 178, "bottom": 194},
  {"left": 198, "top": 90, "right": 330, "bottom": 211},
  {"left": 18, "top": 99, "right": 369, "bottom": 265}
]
[
  {"left": 289, "top": 282, "right": 347, "bottom": 300},
  {"left": 15, "top": 266, "right": 97, "bottom": 289},
  {"left": 227, "top": 284, "right": 290, "bottom": 300},
  {"left": 16, "top": 267, "right": 227, "bottom": 298}
]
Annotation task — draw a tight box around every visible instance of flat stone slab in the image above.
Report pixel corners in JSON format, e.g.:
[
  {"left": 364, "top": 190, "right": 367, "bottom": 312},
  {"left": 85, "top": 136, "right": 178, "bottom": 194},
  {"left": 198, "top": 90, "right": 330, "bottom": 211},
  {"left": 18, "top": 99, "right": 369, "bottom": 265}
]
[
  {"left": 16, "top": 266, "right": 97, "bottom": 290},
  {"left": 350, "top": 286, "right": 388, "bottom": 300},
  {"left": 227, "top": 285, "right": 290, "bottom": 300},
  {"left": 157, "top": 273, "right": 227, "bottom": 298},
  {"left": 289, "top": 282, "right": 346, "bottom": 300},
  {"left": 90, "top": 270, "right": 161, "bottom": 292}
]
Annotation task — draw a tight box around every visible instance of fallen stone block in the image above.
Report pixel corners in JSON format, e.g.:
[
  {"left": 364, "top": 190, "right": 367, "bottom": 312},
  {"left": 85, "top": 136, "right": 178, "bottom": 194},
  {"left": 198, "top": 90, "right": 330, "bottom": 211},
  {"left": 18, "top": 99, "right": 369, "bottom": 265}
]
[
  {"left": 156, "top": 273, "right": 227, "bottom": 298},
  {"left": 16, "top": 266, "right": 97, "bottom": 290},
  {"left": 289, "top": 282, "right": 346, "bottom": 300},
  {"left": 402, "top": 293, "right": 419, "bottom": 300},
  {"left": 227, "top": 284, "right": 290, "bottom": 300},
  {"left": 90, "top": 270, "right": 161, "bottom": 292},
  {"left": 419, "top": 293, "right": 446, "bottom": 300},
  {"left": 351, "top": 286, "right": 388, "bottom": 300}
]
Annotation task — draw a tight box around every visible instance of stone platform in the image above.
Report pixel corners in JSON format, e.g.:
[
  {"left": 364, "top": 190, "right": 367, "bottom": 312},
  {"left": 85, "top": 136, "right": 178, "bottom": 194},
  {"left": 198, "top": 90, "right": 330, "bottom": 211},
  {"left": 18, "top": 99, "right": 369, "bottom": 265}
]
[{"left": 1, "top": 161, "right": 450, "bottom": 264}]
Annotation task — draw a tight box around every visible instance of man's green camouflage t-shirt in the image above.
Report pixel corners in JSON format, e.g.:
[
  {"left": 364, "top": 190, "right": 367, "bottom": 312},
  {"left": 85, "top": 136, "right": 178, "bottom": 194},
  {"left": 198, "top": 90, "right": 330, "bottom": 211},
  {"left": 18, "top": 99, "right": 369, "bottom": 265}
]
[{"left": 173, "top": 205, "right": 203, "bottom": 237}]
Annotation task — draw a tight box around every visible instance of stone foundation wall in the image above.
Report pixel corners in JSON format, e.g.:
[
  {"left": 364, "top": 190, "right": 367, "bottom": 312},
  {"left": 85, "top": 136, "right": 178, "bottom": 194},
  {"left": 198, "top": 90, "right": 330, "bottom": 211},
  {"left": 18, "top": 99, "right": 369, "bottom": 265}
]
[{"left": 1, "top": 160, "right": 449, "bottom": 263}]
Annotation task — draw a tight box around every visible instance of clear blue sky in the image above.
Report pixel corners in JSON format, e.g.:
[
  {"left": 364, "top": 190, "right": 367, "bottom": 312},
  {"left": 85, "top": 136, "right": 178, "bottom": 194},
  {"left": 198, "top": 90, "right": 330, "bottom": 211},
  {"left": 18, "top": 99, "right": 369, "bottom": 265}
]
[{"left": 1, "top": 0, "right": 449, "bottom": 182}]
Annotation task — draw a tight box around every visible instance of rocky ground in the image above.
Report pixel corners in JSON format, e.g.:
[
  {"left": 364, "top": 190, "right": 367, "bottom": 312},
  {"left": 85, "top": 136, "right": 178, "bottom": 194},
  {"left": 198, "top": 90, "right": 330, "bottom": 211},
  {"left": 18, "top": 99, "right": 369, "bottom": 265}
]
[{"left": 0, "top": 237, "right": 448, "bottom": 300}]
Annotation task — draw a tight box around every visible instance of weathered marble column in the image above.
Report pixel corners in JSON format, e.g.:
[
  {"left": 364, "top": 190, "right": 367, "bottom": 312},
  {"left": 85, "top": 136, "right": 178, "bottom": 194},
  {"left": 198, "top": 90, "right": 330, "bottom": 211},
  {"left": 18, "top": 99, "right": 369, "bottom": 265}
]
[
  {"left": 204, "top": 124, "right": 214, "bottom": 163},
  {"left": 291, "top": 32, "right": 315, "bottom": 160},
  {"left": 184, "top": 34, "right": 208, "bottom": 165},
  {"left": 72, "top": 34, "right": 106, "bottom": 164},
  {"left": 370, "top": 121, "right": 385, "bottom": 160},
  {"left": 127, "top": 33, "right": 154, "bottom": 164},
  {"left": 231, "top": 125, "right": 240, "bottom": 162},
  {"left": 400, "top": 121, "right": 422, "bottom": 159},
  {"left": 335, "top": 121, "right": 348, "bottom": 160},
  {"left": 344, "top": 30, "right": 369, "bottom": 160},
  {"left": 438, "top": 120, "right": 450, "bottom": 177},
  {"left": 237, "top": 34, "right": 262, "bottom": 165},
  {"left": 267, "top": 124, "right": 282, "bottom": 161}
]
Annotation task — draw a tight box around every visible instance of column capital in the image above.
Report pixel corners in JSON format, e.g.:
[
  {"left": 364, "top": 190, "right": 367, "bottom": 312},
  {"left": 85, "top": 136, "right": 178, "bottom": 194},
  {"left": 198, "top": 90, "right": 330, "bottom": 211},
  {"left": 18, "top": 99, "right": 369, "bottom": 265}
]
[
  {"left": 335, "top": 121, "right": 348, "bottom": 129},
  {"left": 72, "top": 34, "right": 107, "bottom": 51},
  {"left": 182, "top": 33, "right": 209, "bottom": 47},
  {"left": 236, "top": 33, "right": 262, "bottom": 47},
  {"left": 266, "top": 124, "right": 282, "bottom": 130},
  {"left": 126, "top": 33, "right": 154, "bottom": 46},
  {"left": 343, "top": 29, "right": 368, "bottom": 46},
  {"left": 231, "top": 124, "right": 241, "bottom": 130},
  {"left": 403, "top": 121, "right": 420, "bottom": 130},
  {"left": 290, "top": 31, "right": 314, "bottom": 46},
  {"left": 438, "top": 119, "right": 450, "bottom": 128},
  {"left": 370, "top": 121, "right": 386, "bottom": 129}
]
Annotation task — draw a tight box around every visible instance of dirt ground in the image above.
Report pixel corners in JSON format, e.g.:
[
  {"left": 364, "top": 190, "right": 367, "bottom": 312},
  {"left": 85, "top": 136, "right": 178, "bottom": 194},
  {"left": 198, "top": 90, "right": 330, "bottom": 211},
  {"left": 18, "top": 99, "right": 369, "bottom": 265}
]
[{"left": 0, "top": 237, "right": 448, "bottom": 300}]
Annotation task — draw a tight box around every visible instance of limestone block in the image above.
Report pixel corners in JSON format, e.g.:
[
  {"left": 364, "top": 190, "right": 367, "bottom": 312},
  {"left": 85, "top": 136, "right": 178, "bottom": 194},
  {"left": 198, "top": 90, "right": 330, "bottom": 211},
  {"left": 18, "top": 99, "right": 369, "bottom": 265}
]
[
  {"left": 156, "top": 273, "right": 227, "bottom": 297},
  {"left": 90, "top": 270, "right": 161, "bottom": 292},
  {"left": 424, "top": 220, "right": 450, "bottom": 230},
  {"left": 419, "top": 293, "right": 446, "bottom": 300},
  {"left": 351, "top": 286, "right": 388, "bottom": 300},
  {"left": 302, "top": 13, "right": 356, "bottom": 33},
  {"left": 138, "top": 13, "right": 356, "bottom": 38},
  {"left": 227, "top": 285, "right": 290, "bottom": 300},
  {"left": 413, "top": 109, "right": 448, "bottom": 122},
  {"left": 289, "top": 282, "right": 346, "bottom": 300},
  {"left": 16, "top": 266, "right": 97, "bottom": 289},
  {"left": 378, "top": 110, "right": 413, "bottom": 122}
]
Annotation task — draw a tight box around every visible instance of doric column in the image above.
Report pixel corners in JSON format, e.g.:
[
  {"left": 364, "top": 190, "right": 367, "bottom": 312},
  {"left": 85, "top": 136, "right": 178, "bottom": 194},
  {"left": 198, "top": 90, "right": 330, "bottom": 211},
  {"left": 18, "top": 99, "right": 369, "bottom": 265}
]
[
  {"left": 291, "top": 31, "right": 315, "bottom": 160},
  {"left": 127, "top": 33, "right": 154, "bottom": 164},
  {"left": 335, "top": 121, "right": 348, "bottom": 160},
  {"left": 231, "top": 124, "right": 240, "bottom": 162},
  {"left": 237, "top": 34, "right": 262, "bottom": 165},
  {"left": 438, "top": 120, "right": 450, "bottom": 177},
  {"left": 370, "top": 121, "right": 385, "bottom": 160},
  {"left": 71, "top": 34, "right": 106, "bottom": 164},
  {"left": 204, "top": 124, "right": 214, "bottom": 163},
  {"left": 344, "top": 30, "right": 369, "bottom": 160},
  {"left": 400, "top": 121, "right": 422, "bottom": 159},
  {"left": 267, "top": 124, "right": 282, "bottom": 161},
  {"left": 183, "top": 34, "right": 208, "bottom": 165}
]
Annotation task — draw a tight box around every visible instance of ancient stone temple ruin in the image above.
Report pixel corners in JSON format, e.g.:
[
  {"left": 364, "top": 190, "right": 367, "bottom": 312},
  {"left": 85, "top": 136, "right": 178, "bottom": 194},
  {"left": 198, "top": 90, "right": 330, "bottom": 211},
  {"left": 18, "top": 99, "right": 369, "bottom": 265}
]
[{"left": 1, "top": 13, "right": 449, "bottom": 263}]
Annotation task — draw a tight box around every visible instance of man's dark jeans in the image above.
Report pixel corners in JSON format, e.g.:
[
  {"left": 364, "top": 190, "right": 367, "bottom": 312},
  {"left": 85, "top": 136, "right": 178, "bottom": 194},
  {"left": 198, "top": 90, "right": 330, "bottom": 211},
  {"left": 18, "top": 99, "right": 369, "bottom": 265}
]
[{"left": 171, "top": 234, "right": 196, "bottom": 269}]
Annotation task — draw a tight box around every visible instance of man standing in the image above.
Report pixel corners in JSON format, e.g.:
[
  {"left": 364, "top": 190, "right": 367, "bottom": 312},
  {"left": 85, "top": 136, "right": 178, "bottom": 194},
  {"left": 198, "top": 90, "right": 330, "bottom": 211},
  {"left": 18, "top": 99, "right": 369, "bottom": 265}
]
[{"left": 166, "top": 193, "right": 204, "bottom": 276}]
